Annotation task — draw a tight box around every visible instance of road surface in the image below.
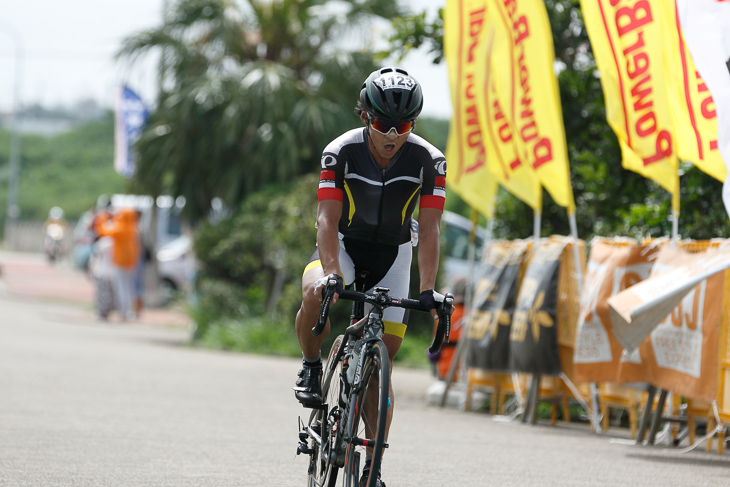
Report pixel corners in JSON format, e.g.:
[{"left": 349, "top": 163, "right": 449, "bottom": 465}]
[{"left": 0, "top": 252, "right": 728, "bottom": 486}]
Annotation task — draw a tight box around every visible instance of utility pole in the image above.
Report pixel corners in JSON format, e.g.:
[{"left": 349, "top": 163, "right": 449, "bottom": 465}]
[
  {"left": 147, "top": 0, "right": 169, "bottom": 306},
  {"left": 2, "top": 24, "right": 24, "bottom": 249}
]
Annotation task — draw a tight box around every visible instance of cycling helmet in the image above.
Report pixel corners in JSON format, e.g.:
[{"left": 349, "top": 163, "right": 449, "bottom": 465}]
[{"left": 360, "top": 67, "right": 423, "bottom": 122}]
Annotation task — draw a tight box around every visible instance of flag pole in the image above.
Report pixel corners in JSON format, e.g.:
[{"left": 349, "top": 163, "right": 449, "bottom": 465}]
[
  {"left": 568, "top": 208, "right": 602, "bottom": 432},
  {"left": 440, "top": 207, "right": 491, "bottom": 409},
  {"left": 672, "top": 190, "right": 680, "bottom": 243}
]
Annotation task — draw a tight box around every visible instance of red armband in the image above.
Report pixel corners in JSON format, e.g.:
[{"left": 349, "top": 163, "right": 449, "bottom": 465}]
[
  {"left": 419, "top": 195, "right": 445, "bottom": 210},
  {"left": 318, "top": 170, "right": 343, "bottom": 202}
]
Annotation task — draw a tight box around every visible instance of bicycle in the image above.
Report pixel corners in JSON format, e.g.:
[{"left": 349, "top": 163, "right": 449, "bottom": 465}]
[{"left": 297, "top": 274, "right": 453, "bottom": 487}]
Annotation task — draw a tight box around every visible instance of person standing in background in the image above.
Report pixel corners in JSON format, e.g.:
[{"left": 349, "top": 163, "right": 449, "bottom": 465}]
[
  {"left": 90, "top": 233, "right": 115, "bottom": 320},
  {"left": 89, "top": 196, "right": 116, "bottom": 319},
  {"left": 98, "top": 207, "right": 140, "bottom": 321},
  {"left": 91, "top": 195, "right": 113, "bottom": 240},
  {"left": 133, "top": 209, "right": 153, "bottom": 315}
]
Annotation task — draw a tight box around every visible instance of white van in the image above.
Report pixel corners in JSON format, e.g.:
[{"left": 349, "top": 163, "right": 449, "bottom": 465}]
[
  {"left": 440, "top": 211, "right": 486, "bottom": 290},
  {"left": 109, "top": 194, "right": 187, "bottom": 249}
]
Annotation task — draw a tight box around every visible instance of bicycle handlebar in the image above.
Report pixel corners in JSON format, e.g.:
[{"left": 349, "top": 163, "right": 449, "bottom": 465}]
[{"left": 312, "top": 278, "right": 454, "bottom": 354}]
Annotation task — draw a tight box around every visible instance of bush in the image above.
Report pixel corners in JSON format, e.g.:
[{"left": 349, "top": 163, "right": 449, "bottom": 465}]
[
  {"left": 193, "top": 173, "right": 319, "bottom": 318},
  {"left": 196, "top": 317, "right": 302, "bottom": 357}
]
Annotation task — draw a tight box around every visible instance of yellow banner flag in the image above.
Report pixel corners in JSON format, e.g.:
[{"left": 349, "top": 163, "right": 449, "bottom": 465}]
[
  {"left": 580, "top": 0, "right": 679, "bottom": 201},
  {"left": 474, "top": 7, "right": 542, "bottom": 210},
  {"left": 486, "top": 0, "right": 575, "bottom": 212},
  {"left": 445, "top": 0, "right": 536, "bottom": 216},
  {"left": 444, "top": 0, "right": 498, "bottom": 218},
  {"left": 658, "top": 0, "right": 726, "bottom": 182},
  {"left": 444, "top": 0, "right": 542, "bottom": 213},
  {"left": 445, "top": 120, "right": 498, "bottom": 218}
]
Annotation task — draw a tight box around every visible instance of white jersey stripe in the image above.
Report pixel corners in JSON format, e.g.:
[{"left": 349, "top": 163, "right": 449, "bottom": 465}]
[
  {"left": 385, "top": 176, "right": 421, "bottom": 185},
  {"left": 345, "top": 173, "right": 381, "bottom": 186}
]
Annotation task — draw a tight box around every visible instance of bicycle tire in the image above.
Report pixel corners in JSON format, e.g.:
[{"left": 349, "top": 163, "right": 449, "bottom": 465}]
[
  {"left": 344, "top": 339, "right": 390, "bottom": 487},
  {"left": 307, "top": 335, "right": 344, "bottom": 487}
]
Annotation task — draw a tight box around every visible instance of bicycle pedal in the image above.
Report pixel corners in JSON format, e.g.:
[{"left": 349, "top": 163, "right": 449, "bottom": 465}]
[
  {"left": 297, "top": 440, "right": 314, "bottom": 456},
  {"left": 346, "top": 437, "right": 389, "bottom": 448}
]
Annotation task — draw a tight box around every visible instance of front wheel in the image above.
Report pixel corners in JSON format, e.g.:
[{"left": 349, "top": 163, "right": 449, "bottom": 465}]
[
  {"left": 344, "top": 340, "right": 390, "bottom": 487},
  {"left": 307, "top": 335, "right": 344, "bottom": 487}
]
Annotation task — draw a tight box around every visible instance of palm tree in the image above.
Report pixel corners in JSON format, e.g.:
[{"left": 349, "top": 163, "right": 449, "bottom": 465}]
[{"left": 116, "top": 0, "right": 408, "bottom": 221}]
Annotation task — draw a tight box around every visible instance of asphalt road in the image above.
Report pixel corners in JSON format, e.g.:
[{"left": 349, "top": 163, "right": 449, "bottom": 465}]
[{"left": 1, "top": 254, "right": 729, "bottom": 486}]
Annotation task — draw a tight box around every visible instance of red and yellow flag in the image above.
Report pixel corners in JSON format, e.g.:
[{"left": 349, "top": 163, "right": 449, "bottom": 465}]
[
  {"left": 581, "top": 0, "right": 679, "bottom": 206},
  {"left": 474, "top": 8, "right": 542, "bottom": 211},
  {"left": 446, "top": 0, "right": 543, "bottom": 216},
  {"left": 444, "top": 0, "right": 499, "bottom": 218},
  {"left": 486, "top": 0, "right": 575, "bottom": 212},
  {"left": 658, "top": 0, "right": 726, "bottom": 182}
]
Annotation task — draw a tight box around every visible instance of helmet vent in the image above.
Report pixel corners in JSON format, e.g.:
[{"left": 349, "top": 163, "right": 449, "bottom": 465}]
[{"left": 392, "top": 91, "right": 403, "bottom": 111}]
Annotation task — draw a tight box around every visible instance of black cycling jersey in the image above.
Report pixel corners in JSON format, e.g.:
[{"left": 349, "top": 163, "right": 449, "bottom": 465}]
[{"left": 317, "top": 127, "right": 447, "bottom": 246}]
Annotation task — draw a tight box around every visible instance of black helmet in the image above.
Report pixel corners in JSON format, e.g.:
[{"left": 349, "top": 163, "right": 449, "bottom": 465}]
[{"left": 360, "top": 67, "right": 423, "bottom": 123}]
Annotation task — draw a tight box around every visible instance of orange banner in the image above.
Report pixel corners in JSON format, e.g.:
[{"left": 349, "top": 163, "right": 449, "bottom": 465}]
[
  {"left": 444, "top": 0, "right": 499, "bottom": 218},
  {"left": 657, "top": 0, "right": 726, "bottom": 182},
  {"left": 487, "top": 0, "right": 575, "bottom": 212},
  {"left": 573, "top": 239, "right": 659, "bottom": 383},
  {"left": 617, "top": 244, "right": 726, "bottom": 402},
  {"left": 580, "top": 0, "right": 679, "bottom": 201}
]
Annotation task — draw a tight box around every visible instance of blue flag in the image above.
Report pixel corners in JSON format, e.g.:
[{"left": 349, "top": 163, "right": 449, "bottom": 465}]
[{"left": 114, "top": 86, "right": 148, "bottom": 178}]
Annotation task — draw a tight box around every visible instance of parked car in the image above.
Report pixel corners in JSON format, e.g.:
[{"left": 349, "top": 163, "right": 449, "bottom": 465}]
[
  {"left": 440, "top": 210, "right": 487, "bottom": 290},
  {"left": 156, "top": 235, "right": 198, "bottom": 304}
]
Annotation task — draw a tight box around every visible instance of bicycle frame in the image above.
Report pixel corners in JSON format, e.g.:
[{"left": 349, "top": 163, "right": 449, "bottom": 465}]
[{"left": 301, "top": 281, "right": 454, "bottom": 487}]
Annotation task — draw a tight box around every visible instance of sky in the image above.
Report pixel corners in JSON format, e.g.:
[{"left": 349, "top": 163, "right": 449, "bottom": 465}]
[{"left": 0, "top": 0, "right": 453, "bottom": 119}]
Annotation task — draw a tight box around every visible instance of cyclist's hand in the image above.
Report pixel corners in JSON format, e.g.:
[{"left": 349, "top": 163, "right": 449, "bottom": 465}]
[
  {"left": 314, "top": 274, "right": 344, "bottom": 303},
  {"left": 419, "top": 289, "right": 439, "bottom": 321}
]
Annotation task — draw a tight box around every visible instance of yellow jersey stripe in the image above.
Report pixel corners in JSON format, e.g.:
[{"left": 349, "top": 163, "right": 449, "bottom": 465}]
[
  {"left": 344, "top": 181, "right": 356, "bottom": 226},
  {"left": 401, "top": 186, "right": 421, "bottom": 224}
]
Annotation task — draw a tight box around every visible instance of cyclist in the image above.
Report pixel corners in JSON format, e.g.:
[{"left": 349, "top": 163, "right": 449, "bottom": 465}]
[{"left": 293, "top": 67, "right": 447, "bottom": 487}]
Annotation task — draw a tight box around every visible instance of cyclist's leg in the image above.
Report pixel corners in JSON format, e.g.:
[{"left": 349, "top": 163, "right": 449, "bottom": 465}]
[
  {"left": 296, "top": 261, "right": 328, "bottom": 358},
  {"left": 295, "top": 243, "right": 356, "bottom": 359},
  {"left": 295, "top": 246, "right": 355, "bottom": 407}
]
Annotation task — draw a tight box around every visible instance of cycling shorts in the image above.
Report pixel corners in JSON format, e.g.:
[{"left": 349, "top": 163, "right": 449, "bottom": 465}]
[{"left": 304, "top": 234, "right": 412, "bottom": 338}]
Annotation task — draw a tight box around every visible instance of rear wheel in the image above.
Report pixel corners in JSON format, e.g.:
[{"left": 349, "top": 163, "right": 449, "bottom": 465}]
[
  {"left": 344, "top": 340, "right": 390, "bottom": 487},
  {"left": 307, "top": 335, "right": 344, "bottom": 487}
]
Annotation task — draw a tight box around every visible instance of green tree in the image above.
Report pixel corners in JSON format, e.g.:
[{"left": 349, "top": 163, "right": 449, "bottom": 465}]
[
  {"left": 117, "top": 0, "right": 408, "bottom": 222},
  {"left": 0, "top": 113, "right": 127, "bottom": 229}
]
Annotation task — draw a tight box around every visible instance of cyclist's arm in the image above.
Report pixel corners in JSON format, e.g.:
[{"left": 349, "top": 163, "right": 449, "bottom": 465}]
[
  {"left": 417, "top": 207, "right": 442, "bottom": 318},
  {"left": 316, "top": 199, "right": 344, "bottom": 301}
]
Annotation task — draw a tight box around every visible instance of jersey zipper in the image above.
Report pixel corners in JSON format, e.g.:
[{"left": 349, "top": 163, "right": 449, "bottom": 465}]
[{"left": 372, "top": 168, "right": 386, "bottom": 243}]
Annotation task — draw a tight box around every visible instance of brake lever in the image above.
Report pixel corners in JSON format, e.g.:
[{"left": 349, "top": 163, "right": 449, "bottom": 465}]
[
  {"left": 428, "top": 292, "right": 454, "bottom": 354},
  {"left": 312, "top": 277, "right": 338, "bottom": 337}
]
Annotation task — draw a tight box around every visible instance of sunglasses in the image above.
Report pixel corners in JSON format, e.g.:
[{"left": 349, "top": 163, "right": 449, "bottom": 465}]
[{"left": 369, "top": 118, "right": 415, "bottom": 136}]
